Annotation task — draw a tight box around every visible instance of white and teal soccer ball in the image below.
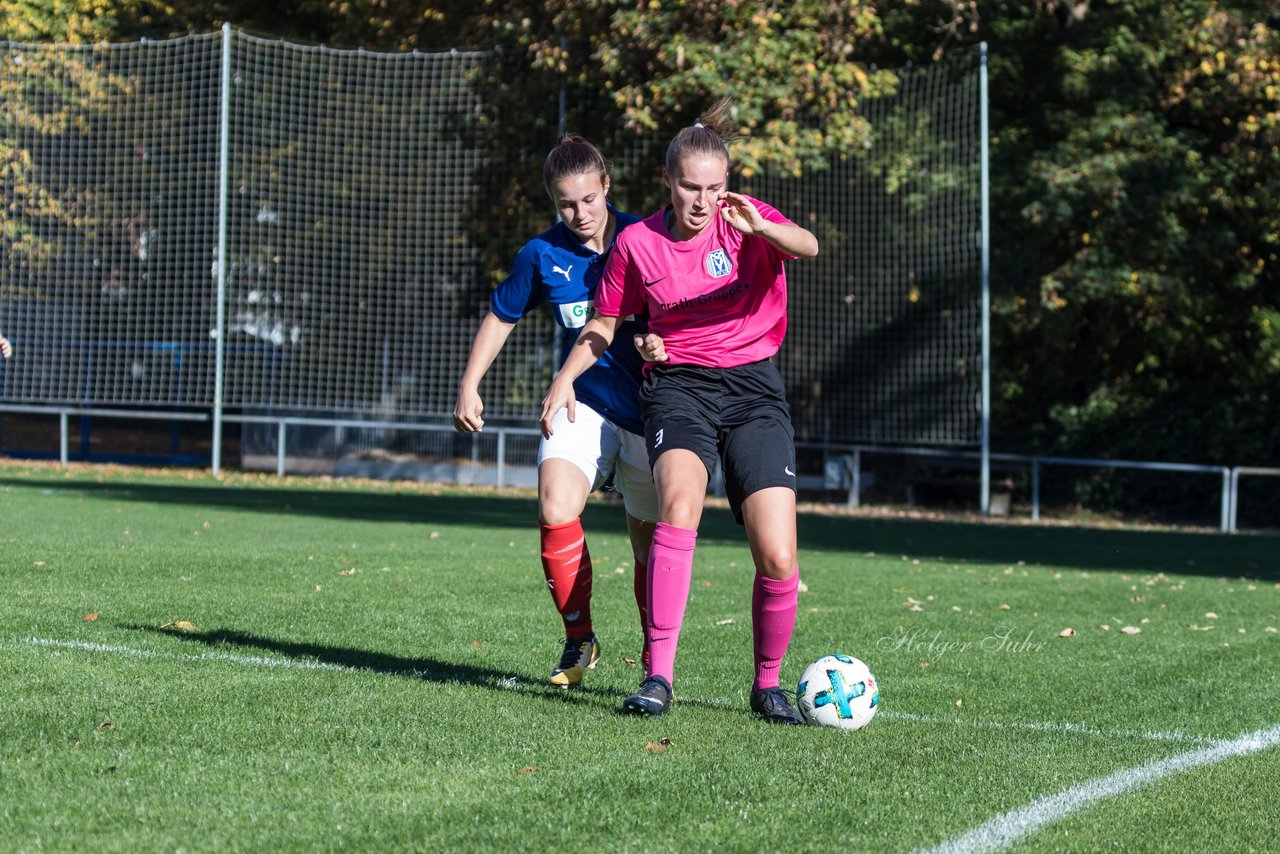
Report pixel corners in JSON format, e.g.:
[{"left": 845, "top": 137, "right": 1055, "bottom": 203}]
[{"left": 796, "top": 654, "right": 880, "bottom": 730}]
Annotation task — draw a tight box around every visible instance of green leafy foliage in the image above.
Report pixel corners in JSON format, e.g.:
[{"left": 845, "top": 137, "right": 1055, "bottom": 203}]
[
  {"left": 7, "top": 1, "right": 1277, "bottom": 510},
  {"left": 953, "top": 1, "right": 1280, "bottom": 475}
]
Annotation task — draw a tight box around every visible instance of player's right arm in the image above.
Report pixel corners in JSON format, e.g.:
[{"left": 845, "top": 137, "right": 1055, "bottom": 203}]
[
  {"left": 539, "top": 312, "right": 623, "bottom": 438},
  {"left": 453, "top": 311, "right": 516, "bottom": 432}
]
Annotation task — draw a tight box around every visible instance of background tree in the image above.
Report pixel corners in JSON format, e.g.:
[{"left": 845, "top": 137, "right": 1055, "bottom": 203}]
[
  {"left": 9, "top": 1, "right": 1277, "bottom": 517},
  {"left": 888, "top": 1, "right": 1279, "bottom": 514}
]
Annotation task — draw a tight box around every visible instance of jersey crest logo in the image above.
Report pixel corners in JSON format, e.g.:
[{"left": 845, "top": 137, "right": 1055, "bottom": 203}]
[
  {"left": 551, "top": 264, "right": 573, "bottom": 281},
  {"left": 705, "top": 248, "right": 732, "bottom": 279}
]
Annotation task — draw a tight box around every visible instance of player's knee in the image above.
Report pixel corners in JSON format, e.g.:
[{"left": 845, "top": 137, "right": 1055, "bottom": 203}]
[
  {"left": 756, "top": 547, "right": 797, "bottom": 580},
  {"left": 538, "top": 493, "right": 583, "bottom": 526},
  {"left": 659, "top": 496, "right": 702, "bottom": 530}
]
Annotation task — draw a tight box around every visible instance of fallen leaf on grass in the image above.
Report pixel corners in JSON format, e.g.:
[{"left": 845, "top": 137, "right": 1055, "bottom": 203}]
[
  {"left": 338, "top": 568, "right": 358, "bottom": 576},
  {"left": 1100, "top": 624, "right": 1111, "bottom": 631},
  {"left": 160, "top": 621, "right": 201, "bottom": 633},
  {"left": 702, "top": 581, "right": 713, "bottom": 588},
  {"left": 95, "top": 720, "right": 116, "bottom": 731},
  {"left": 999, "top": 604, "right": 1011, "bottom": 611},
  {"left": 955, "top": 699, "right": 963, "bottom": 708},
  {"left": 715, "top": 618, "right": 735, "bottom": 626},
  {"left": 518, "top": 765, "right": 536, "bottom": 775},
  {"left": 621, "top": 656, "right": 637, "bottom": 667},
  {"left": 918, "top": 661, "right": 930, "bottom": 668},
  {"left": 1057, "top": 627, "right": 1076, "bottom": 638},
  {"left": 1205, "top": 612, "right": 1219, "bottom": 620},
  {"left": 645, "top": 737, "right": 674, "bottom": 753},
  {"left": 84, "top": 613, "right": 99, "bottom": 622},
  {"left": 1120, "top": 626, "right": 1141, "bottom": 635},
  {"left": 34, "top": 561, "right": 46, "bottom": 567},
  {"left": 471, "top": 640, "right": 481, "bottom": 648},
  {"left": 798, "top": 580, "right": 809, "bottom": 593}
]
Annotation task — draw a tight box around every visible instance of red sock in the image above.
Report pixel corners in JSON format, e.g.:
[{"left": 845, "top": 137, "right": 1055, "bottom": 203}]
[
  {"left": 540, "top": 519, "right": 593, "bottom": 640},
  {"left": 646, "top": 523, "right": 697, "bottom": 684},
  {"left": 633, "top": 559, "right": 650, "bottom": 669},
  {"left": 752, "top": 568, "right": 799, "bottom": 690}
]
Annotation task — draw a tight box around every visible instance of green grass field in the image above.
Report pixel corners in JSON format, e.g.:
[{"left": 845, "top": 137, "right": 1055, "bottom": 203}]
[{"left": 2, "top": 461, "right": 1278, "bottom": 852}]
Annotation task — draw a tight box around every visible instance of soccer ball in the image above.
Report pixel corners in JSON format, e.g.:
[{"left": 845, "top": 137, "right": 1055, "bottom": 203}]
[{"left": 796, "top": 654, "right": 880, "bottom": 730}]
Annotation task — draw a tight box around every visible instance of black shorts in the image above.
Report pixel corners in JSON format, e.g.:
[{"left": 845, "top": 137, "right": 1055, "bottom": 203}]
[{"left": 640, "top": 361, "right": 796, "bottom": 524}]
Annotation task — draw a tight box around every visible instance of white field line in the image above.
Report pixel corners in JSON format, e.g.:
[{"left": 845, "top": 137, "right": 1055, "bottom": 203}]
[
  {"left": 920, "top": 722, "right": 1280, "bottom": 854},
  {"left": 25, "top": 637, "right": 364, "bottom": 673},
  {"left": 882, "top": 710, "right": 1219, "bottom": 746},
  {"left": 20, "top": 637, "right": 1226, "bottom": 749}
]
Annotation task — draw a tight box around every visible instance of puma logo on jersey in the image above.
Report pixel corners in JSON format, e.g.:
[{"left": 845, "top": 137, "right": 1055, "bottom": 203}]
[{"left": 552, "top": 264, "right": 573, "bottom": 281}]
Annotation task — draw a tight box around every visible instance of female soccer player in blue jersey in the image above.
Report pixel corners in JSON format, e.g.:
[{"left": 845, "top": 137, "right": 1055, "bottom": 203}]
[{"left": 453, "top": 134, "right": 658, "bottom": 688}]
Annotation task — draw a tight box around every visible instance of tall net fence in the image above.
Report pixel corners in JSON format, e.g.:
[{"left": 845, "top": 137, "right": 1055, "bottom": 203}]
[
  {"left": 0, "top": 35, "right": 224, "bottom": 407},
  {"left": 1, "top": 31, "right": 983, "bottom": 463},
  {"left": 223, "top": 35, "right": 535, "bottom": 420},
  {"left": 749, "top": 48, "right": 984, "bottom": 446}
]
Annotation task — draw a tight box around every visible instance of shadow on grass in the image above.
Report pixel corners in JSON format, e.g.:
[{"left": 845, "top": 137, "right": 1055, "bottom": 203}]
[
  {"left": 0, "top": 477, "right": 541, "bottom": 532},
  {"left": 793, "top": 513, "right": 1279, "bottom": 580},
  {"left": 7, "top": 474, "right": 1275, "bottom": 580},
  {"left": 125, "top": 623, "right": 728, "bottom": 715},
  {"left": 126, "top": 623, "right": 606, "bottom": 706}
]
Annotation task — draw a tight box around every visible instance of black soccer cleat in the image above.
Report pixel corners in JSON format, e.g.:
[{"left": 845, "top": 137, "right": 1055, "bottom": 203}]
[
  {"left": 750, "top": 687, "right": 805, "bottom": 725},
  {"left": 622, "top": 675, "right": 673, "bottom": 716}
]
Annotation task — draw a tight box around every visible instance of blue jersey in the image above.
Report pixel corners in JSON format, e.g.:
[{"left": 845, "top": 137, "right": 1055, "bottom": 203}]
[{"left": 490, "top": 208, "right": 647, "bottom": 435}]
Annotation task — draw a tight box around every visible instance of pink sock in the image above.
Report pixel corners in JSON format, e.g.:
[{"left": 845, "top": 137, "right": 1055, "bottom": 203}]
[
  {"left": 752, "top": 569, "right": 799, "bottom": 690},
  {"left": 646, "top": 523, "right": 697, "bottom": 684}
]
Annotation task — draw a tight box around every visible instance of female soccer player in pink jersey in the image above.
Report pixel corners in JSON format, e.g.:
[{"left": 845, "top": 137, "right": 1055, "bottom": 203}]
[{"left": 539, "top": 99, "right": 819, "bottom": 722}]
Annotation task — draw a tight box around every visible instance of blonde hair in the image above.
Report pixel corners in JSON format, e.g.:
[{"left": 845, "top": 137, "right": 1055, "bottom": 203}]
[{"left": 664, "top": 97, "right": 738, "bottom": 174}]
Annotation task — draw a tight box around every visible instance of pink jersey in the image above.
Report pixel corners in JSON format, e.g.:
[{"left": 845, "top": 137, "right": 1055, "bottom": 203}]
[{"left": 595, "top": 196, "right": 796, "bottom": 369}]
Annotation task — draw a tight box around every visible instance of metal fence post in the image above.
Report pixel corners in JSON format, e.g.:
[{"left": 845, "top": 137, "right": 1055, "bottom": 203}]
[
  {"left": 212, "top": 22, "right": 232, "bottom": 476},
  {"left": 497, "top": 429, "right": 507, "bottom": 489},
  {"left": 59, "top": 411, "right": 69, "bottom": 470},
  {"left": 277, "top": 420, "right": 287, "bottom": 477},
  {"left": 1220, "top": 467, "right": 1231, "bottom": 533},
  {"left": 979, "top": 41, "right": 991, "bottom": 517},
  {"left": 1031, "top": 457, "right": 1041, "bottom": 521}
]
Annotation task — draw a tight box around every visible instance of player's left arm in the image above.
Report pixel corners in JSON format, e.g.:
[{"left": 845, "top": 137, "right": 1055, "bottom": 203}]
[{"left": 719, "top": 191, "right": 819, "bottom": 258}]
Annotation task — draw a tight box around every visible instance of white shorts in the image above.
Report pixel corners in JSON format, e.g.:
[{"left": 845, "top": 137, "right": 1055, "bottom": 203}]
[{"left": 538, "top": 404, "right": 659, "bottom": 523}]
